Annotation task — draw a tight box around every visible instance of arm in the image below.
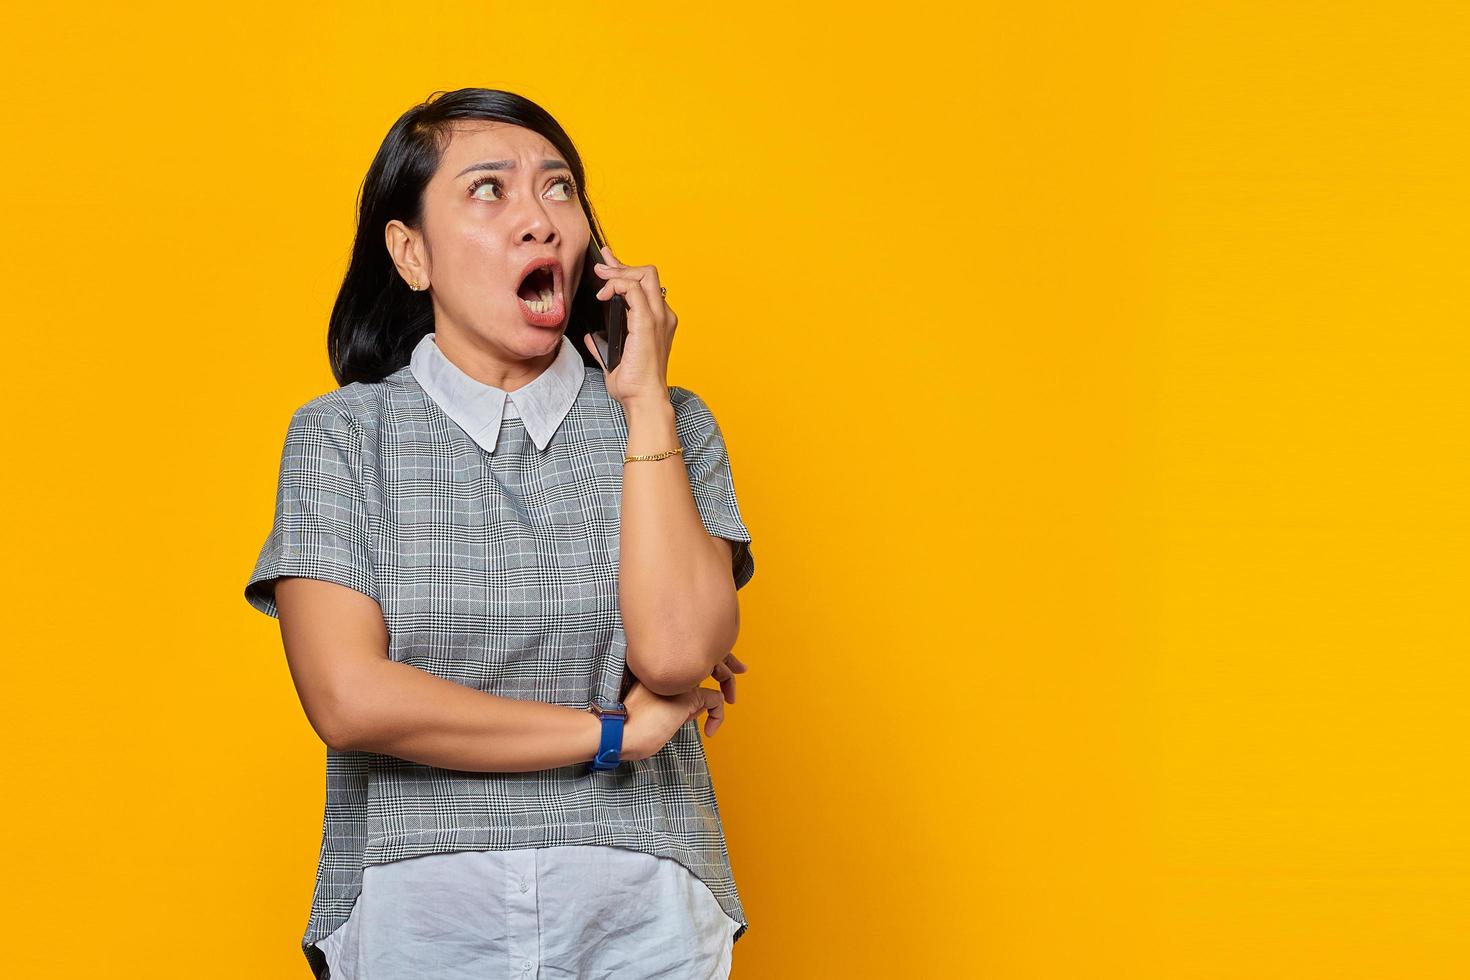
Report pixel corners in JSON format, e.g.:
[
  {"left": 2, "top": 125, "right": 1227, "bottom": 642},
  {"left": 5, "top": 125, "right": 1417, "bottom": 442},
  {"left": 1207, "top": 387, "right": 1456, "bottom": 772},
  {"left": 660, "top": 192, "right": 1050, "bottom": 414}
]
[
  {"left": 618, "top": 396, "right": 742, "bottom": 695},
  {"left": 248, "top": 405, "right": 603, "bottom": 770},
  {"left": 274, "top": 576, "right": 602, "bottom": 770}
]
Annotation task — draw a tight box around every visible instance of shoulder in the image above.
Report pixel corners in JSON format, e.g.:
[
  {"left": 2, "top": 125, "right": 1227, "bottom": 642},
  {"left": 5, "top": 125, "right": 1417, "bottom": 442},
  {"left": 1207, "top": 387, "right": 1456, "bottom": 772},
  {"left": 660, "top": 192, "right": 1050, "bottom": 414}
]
[
  {"left": 667, "top": 385, "right": 734, "bottom": 454},
  {"left": 667, "top": 384, "right": 718, "bottom": 423},
  {"left": 287, "top": 375, "right": 398, "bottom": 438}
]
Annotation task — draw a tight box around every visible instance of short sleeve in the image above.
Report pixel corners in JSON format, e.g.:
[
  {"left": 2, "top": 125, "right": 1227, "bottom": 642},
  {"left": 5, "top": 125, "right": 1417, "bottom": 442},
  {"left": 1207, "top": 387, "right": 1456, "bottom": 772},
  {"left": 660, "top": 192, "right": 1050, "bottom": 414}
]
[
  {"left": 672, "top": 388, "right": 756, "bottom": 590},
  {"left": 243, "top": 405, "right": 379, "bottom": 619}
]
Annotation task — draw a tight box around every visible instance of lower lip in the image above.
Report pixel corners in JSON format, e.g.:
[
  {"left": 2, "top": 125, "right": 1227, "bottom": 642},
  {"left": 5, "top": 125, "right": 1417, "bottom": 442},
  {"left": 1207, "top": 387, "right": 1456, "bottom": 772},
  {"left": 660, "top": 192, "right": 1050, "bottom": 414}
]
[{"left": 516, "top": 287, "right": 565, "bottom": 327}]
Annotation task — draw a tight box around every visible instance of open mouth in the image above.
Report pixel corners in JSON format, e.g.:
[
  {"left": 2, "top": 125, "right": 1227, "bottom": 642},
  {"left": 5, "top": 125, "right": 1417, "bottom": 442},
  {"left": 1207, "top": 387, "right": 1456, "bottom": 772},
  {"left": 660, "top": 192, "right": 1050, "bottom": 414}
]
[{"left": 516, "top": 264, "right": 558, "bottom": 313}]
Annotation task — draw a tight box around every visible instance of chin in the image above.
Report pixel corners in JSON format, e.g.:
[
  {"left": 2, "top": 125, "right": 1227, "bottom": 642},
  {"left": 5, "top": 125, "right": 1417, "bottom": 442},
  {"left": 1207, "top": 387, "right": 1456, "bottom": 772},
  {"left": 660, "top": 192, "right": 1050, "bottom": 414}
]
[{"left": 505, "top": 323, "right": 564, "bottom": 354}]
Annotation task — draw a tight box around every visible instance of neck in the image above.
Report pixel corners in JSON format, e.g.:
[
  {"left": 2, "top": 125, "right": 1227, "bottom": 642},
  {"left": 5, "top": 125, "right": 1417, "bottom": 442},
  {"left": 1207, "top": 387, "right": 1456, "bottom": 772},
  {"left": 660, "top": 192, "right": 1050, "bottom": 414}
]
[{"left": 431, "top": 320, "right": 560, "bottom": 392}]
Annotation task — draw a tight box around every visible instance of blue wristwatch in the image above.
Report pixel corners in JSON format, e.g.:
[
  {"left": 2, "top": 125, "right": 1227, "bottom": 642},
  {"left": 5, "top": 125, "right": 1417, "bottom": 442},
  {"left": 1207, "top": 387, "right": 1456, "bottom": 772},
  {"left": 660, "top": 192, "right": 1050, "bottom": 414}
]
[{"left": 587, "top": 697, "right": 629, "bottom": 773}]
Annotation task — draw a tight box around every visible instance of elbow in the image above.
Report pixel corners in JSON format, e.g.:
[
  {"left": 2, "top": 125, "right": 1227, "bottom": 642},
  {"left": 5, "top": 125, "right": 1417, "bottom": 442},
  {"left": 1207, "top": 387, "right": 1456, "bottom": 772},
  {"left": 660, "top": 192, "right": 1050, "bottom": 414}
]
[
  {"left": 311, "top": 684, "right": 373, "bottom": 753},
  {"left": 322, "top": 718, "right": 361, "bottom": 753},
  {"left": 327, "top": 694, "right": 383, "bottom": 752},
  {"left": 639, "top": 669, "right": 699, "bottom": 698},
  {"left": 315, "top": 709, "right": 361, "bottom": 752},
  {"left": 625, "top": 580, "right": 741, "bottom": 697},
  {"left": 637, "top": 648, "right": 725, "bottom": 697}
]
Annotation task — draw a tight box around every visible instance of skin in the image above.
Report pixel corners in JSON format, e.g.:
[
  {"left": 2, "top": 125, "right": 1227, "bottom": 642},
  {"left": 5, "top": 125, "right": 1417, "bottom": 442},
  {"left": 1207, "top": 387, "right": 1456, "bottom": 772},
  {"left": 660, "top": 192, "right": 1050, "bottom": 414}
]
[{"left": 273, "top": 121, "right": 748, "bottom": 767}]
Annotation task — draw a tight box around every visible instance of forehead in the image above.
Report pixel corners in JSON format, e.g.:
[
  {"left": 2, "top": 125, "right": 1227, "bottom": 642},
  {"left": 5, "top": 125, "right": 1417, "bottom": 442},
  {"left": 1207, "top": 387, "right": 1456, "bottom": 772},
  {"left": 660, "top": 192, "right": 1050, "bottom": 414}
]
[{"left": 437, "top": 121, "right": 555, "bottom": 170}]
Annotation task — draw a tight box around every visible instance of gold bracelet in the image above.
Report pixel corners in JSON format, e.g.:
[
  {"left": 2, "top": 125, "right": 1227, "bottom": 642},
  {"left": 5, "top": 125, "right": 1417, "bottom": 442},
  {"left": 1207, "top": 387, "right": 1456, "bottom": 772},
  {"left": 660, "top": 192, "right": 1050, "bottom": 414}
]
[{"left": 624, "top": 446, "right": 684, "bottom": 463}]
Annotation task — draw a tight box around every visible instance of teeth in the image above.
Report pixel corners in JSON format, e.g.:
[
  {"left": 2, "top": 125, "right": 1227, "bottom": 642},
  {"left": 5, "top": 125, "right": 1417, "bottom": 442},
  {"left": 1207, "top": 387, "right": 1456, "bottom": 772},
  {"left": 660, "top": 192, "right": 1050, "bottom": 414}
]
[{"left": 525, "top": 288, "right": 556, "bottom": 314}]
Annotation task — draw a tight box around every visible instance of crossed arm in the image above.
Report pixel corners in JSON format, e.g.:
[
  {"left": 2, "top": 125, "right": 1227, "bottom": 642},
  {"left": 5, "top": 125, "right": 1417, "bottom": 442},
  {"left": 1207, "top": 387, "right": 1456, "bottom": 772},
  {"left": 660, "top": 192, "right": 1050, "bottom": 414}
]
[
  {"left": 270, "top": 396, "right": 744, "bottom": 769},
  {"left": 273, "top": 572, "right": 741, "bottom": 772}
]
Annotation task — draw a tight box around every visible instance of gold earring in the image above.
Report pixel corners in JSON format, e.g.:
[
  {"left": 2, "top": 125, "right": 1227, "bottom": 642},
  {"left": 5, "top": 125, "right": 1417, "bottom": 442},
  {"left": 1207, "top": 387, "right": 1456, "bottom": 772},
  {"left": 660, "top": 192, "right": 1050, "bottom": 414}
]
[{"left": 409, "top": 279, "right": 420, "bottom": 291}]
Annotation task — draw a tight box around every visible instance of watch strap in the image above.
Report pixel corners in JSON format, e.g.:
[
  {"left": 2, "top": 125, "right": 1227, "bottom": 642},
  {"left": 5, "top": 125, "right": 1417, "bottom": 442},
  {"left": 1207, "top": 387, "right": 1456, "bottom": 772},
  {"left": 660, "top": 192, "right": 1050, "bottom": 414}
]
[{"left": 587, "top": 699, "right": 627, "bottom": 773}]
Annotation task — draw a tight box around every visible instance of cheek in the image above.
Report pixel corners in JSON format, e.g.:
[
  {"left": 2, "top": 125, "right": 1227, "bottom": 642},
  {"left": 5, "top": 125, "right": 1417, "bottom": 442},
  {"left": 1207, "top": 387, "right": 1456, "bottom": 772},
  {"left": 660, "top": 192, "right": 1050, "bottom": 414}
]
[
  {"left": 441, "top": 232, "right": 511, "bottom": 293},
  {"left": 566, "top": 231, "right": 592, "bottom": 292}
]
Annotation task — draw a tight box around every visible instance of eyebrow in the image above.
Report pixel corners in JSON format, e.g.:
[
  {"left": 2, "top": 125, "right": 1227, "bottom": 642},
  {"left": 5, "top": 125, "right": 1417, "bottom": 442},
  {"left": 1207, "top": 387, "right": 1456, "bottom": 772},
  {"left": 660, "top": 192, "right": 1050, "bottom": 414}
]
[{"left": 453, "top": 158, "right": 571, "bottom": 179}]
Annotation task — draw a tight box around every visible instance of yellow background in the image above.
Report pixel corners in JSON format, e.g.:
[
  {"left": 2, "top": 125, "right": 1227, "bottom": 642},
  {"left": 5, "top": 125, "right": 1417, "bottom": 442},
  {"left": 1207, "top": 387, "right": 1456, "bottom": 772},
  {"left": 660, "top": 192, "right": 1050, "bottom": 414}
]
[{"left": 2, "top": 1, "right": 1466, "bottom": 976}]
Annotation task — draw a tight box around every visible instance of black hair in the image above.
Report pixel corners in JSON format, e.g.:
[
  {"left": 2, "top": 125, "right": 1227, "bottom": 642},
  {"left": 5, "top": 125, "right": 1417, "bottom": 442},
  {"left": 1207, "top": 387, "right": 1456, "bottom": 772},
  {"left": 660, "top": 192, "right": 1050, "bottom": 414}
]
[{"left": 327, "top": 88, "right": 611, "bottom": 385}]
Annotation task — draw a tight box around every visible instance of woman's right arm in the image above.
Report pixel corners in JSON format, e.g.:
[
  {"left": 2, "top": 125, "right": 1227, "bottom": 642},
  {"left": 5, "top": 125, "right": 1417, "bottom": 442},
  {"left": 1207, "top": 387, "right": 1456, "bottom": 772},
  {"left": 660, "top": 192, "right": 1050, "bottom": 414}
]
[
  {"left": 275, "top": 576, "right": 603, "bottom": 772},
  {"left": 273, "top": 576, "right": 726, "bottom": 771}
]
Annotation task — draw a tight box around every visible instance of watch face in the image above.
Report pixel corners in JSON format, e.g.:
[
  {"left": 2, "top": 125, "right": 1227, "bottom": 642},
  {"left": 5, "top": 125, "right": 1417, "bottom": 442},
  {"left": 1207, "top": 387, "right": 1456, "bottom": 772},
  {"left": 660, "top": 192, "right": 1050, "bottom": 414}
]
[{"left": 591, "top": 698, "right": 628, "bottom": 718}]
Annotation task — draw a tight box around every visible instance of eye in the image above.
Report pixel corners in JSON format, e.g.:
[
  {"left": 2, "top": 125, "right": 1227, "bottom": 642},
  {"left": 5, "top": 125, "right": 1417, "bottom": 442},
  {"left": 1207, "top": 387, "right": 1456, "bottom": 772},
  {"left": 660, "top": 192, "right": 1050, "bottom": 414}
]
[
  {"left": 468, "top": 174, "right": 502, "bottom": 201},
  {"left": 466, "top": 174, "right": 578, "bottom": 203}
]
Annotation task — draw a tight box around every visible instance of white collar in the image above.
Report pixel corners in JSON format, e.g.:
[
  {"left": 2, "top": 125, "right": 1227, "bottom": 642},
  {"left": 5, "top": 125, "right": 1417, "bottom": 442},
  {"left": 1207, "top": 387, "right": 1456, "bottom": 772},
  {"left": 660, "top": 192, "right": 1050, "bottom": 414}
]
[{"left": 409, "top": 332, "right": 586, "bottom": 453}]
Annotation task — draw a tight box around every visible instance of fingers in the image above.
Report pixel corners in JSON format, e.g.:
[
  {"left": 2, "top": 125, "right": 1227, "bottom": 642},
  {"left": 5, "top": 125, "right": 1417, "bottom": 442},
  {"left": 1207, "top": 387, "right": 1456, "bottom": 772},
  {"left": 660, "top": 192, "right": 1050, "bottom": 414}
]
[
  {"left": 594, "top": 270, "right": 655, "bottom": 325},
  {"left": 710, "top": 659, "right": 730, "bottom": 697},
  {"left": 594, "top": 245, "right": 669, "bottom": 317},
  {"left": 699, "top": 686, "right": 725, "bottom": 737},
  {"left": 712, "top": 652, "right": 750, "bottom": 704},
  {"left": 596, "top": 245, "right": 665, "bottom": 303},
  {"left": 712, "top": 662, "right": 736, "bottom": 704}
]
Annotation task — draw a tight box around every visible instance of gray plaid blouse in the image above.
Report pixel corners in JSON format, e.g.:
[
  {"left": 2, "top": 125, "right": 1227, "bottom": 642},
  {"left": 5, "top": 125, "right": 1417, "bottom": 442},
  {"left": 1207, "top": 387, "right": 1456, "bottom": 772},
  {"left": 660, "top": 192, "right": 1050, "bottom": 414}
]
[{"left": 244, "top": 331, "right": 754, "bottom": 977}]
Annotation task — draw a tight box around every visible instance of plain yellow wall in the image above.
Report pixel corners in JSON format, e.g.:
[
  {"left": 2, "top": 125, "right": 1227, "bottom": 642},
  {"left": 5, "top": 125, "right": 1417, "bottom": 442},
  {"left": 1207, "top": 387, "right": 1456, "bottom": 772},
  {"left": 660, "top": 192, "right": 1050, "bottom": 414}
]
[{"left": 2, "top": 1, "right": 1466, "bottom": 976}]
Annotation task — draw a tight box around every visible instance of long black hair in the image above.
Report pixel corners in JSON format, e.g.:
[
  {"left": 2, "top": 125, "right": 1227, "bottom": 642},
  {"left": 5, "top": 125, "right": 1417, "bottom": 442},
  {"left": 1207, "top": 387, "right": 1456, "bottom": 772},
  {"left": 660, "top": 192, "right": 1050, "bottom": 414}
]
[{"left": 327, "top": 88, "right": 612, "bottom": 386}]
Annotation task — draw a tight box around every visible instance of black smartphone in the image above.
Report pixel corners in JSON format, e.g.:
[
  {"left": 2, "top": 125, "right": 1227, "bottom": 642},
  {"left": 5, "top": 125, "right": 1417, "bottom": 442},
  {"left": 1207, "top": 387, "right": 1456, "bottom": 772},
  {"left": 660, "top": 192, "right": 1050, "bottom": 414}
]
[{"left": 589, "top": 238, "right": 628, "bottom": 373}]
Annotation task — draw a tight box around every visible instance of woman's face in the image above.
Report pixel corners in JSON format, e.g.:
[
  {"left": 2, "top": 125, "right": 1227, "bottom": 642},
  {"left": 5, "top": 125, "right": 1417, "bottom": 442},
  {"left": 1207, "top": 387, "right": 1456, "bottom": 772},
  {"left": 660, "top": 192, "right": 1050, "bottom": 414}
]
[{"left": 399, "top": 121, "right": 590, "bottom": 365}]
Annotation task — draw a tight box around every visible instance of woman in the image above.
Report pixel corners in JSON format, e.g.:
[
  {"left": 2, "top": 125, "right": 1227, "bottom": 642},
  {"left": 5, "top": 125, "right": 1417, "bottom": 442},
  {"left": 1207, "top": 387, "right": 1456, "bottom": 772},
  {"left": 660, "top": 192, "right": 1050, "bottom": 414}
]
[{"left": 243, "top": 88, "right": 756, "bottom": 979}]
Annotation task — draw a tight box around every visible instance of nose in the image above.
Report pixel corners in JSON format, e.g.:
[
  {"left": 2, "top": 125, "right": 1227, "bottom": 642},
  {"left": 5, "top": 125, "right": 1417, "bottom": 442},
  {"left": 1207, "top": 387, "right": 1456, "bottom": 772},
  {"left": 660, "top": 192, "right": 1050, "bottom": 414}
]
[{"left": 512, "top": 195, "right": 557, "bottom": 245}]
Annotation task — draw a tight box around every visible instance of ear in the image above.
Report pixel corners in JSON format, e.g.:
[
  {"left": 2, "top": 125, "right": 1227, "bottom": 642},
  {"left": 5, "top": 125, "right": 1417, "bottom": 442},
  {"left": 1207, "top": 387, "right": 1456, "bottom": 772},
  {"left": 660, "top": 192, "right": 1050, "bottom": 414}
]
[{"left": 384, "top": 219, "right": 426, "bottom": 287}]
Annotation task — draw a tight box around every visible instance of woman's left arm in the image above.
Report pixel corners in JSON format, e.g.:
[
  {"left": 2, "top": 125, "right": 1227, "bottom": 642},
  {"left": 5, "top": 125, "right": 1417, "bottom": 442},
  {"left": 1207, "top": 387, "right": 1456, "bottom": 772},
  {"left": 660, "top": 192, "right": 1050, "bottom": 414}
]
[
  {"left": 619, "top": 396, "right": 743, "bottom": 695},
  {"left": 584, "top": 245, "right": 745, "bottom": 697}
]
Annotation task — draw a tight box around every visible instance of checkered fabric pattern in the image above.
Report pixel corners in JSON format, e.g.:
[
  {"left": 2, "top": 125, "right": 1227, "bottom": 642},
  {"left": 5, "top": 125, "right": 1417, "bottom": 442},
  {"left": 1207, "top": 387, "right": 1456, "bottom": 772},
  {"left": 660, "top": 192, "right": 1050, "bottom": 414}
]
[{"left": 244, "top": 360, "right": 754, "bottom": 971}]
